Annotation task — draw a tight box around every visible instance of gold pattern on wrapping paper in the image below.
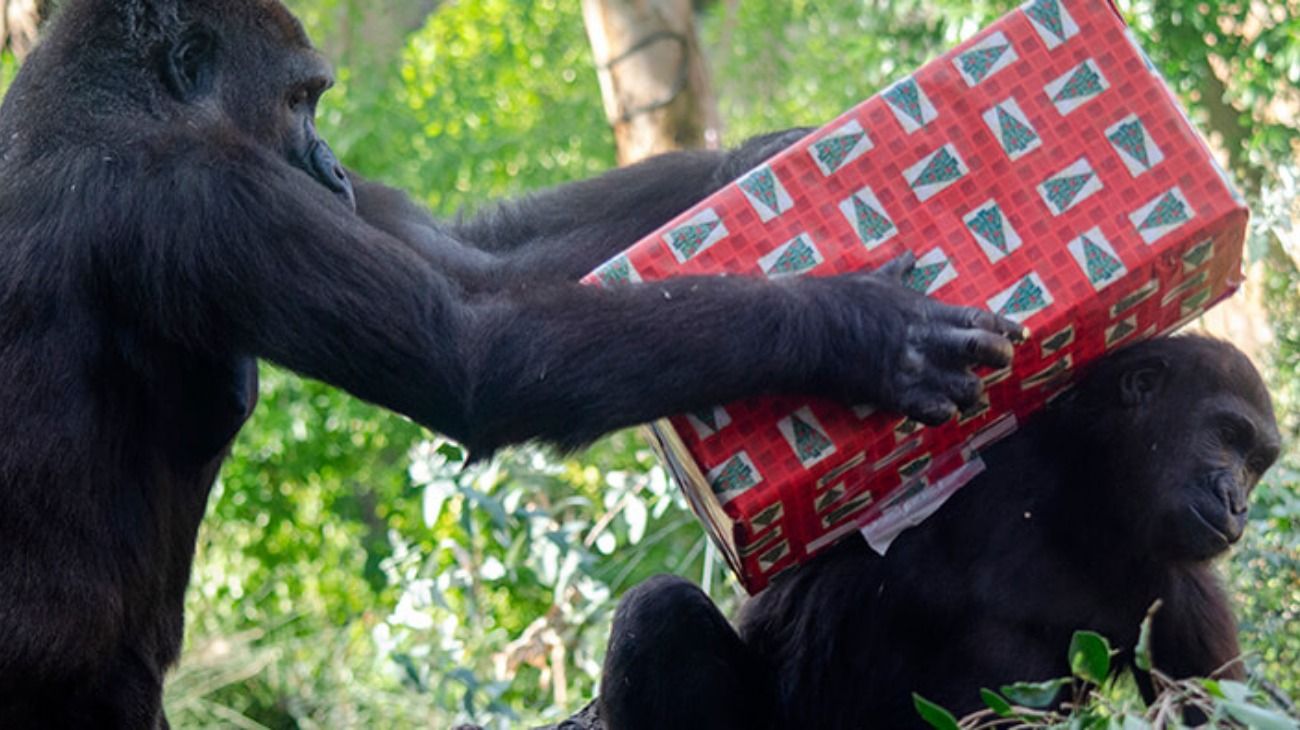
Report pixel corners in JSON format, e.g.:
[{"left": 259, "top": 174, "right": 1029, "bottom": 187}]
[
  {"left": 749, "top": 502, "right": 784, "bottom": 532},
  {"left": 739, "top": 526, "right": 784, "bottom": 557},
  {"left": 757, "top": 541, "right": 790, "bottom": 572},
  {"left": 1161, "top": 270, "right": 1209, "bottom": 307},
  {"left": 1022, "top": 355, "right": 1074, "bottom": 391},
  {"left": 816, "top": 483, "right": 847, "bottom": 512},
  {"left": 1181, "top": 287, "right": 1212, "bottom": 318},
  {"left": 898, "top": 454, "right": 933, "bottom": 480},
  {"left": 894, "top": 418, "right": 923, "bottom": 441},
  {"left": 1183, "top": 239, "right": 1215, "bottom": 274},
  {"left": 1109, "top": 278, "right": 1159, "bottom": 318},
  {"left": 983, "top": 365, "right": 1013, "bottom": 387},
  {"left": 820, "top": 492, "right": 875, "bottom": 529},
  {"left": 1040, "top": 325, "right": 1075, "bottom": 358},
  {"left": 874, "top": 437, "right": 923, "bottom": 472},
  {"left": 817, "top": 451, "right": 867, "bottom": 490},
  {"left": 1105, "top": 315, "right": 1139, "bottom": 348}
]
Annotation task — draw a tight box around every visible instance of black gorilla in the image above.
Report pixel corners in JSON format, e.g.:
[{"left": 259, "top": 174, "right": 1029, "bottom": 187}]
[
  {"left": 599, "top": 336, "right": 1280, "bottom": 730},
  {"left": 0, "top": 0, "right": 1022, "bottom": 726}
]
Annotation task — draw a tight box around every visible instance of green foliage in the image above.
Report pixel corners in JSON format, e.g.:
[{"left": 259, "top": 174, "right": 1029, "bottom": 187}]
[{"left": 919, "top": 630, "right": 1298, "bottom": 729}]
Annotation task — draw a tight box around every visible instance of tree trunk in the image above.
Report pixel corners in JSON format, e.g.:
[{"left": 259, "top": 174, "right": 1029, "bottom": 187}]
[
  {"left": 582, "top": 0, "right": 720, "bottom": 165},
  {"left": 1, "top": 0, "right": 53, "bottom": 59}
]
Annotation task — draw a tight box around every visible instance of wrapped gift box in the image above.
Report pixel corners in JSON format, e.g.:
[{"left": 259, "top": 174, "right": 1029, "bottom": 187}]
[{"left": 583, "top": 0, "right": 1249, "bottom": 593}]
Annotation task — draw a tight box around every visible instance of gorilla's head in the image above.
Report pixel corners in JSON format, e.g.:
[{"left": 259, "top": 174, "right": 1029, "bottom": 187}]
[
  {"left": 1058, "top": 336, "right": 1279, "bottom": 562},
  {"left": 28, "top": 0, "right": 355, "bottom": 209}
]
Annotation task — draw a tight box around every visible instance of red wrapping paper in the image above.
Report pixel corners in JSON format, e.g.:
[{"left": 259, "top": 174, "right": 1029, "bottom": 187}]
[{"left": 583, "top": 0, "right": 1248, "bottom": 593}]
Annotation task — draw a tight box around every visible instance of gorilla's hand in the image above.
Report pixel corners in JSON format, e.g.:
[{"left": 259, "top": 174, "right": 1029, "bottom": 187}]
[{"left": 796, "top": 252, "right": 1025, "bottom": 425}]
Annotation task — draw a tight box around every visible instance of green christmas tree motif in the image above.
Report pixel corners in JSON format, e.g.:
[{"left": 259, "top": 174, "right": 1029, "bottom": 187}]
[
  {"left": 1043, "top": 171, "right": 1093, "bottom": 212},
  {"left": 884, "top": 80, "right": 925, "bottom": 126},
  {"left": 1108, "top": 318, "right": 1137, "bottom": 344},
  {"left": 814, "top": 131, "right": 865, "bottom": 173},
  {"left": 668, "top": 218, "right": 720, "bottom": 259},
  {"left": 597, "top": 257, "right": 634, "bottom": 287},
  {"left": 997, "top": 276, "right": 1048, "bottom": 318},
  {"left": 904, "top": 261, "right": 948, "bottom": 293},
  {"left": 1025, "top": 0, "right": 1066, "bottom": 41},
  {"left": 790, "top": 414, "right": 834, "bottom": 463},
  {"left": 913, "top": 147, "right": 963, "bottom": 189},
  {"left": 768, "top": 238, "right": 819, "bottom": 276},
  {"left": 996, "top": 106, "right": 1038, "bottom": 155},
  {"left": 1054, "top": 62, "right": 1104, "bottom": 103},
  {"left": 1081, "top": 236, "right": 1122, "bottom": 284},
  {"left": 691, "top": 408, "right": 719, "bottom": 432},
  {"left": 853, "top": 196, "right": 895, "bottom": 242},
  {"left": 1108, "top": 120, "right": 1151, "bottom": 169},
  {"left": 711, "top": 455, "right": 756, "bottom": 498},
  {"left": 1184, "top": 241, "right": 1213, "bottom": 268},
  {"left": 959, "top": 43, "right": 1009, "bottom": 83},
  {"left": 1138, "top": 191, "right": 1189, "bottom": 231},
  {"left": 740, "top": 169, "right": 780, "bottom": 213},
  {"left": 968, "top": 205, "right": 1008, "bottom": 253}
]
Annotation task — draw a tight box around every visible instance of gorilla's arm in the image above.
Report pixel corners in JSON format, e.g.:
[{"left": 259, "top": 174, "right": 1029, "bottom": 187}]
[{"left": 120, "top": 140, "right": 1017, "bottom": 455}]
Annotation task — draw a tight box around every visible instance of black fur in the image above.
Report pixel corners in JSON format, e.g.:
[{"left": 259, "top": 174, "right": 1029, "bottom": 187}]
[
  {"left": 599, "top": 336, "right": 1280, "bottom": 729},
  {"left": 0, "top": 1, "right": 1023, "bottom": 727}
]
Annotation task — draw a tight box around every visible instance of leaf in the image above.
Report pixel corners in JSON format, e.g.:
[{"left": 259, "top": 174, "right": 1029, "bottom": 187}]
[
  {"left": 1221, "top": 700, "right": 1300, "bottom": 730},
  {"left": 1069, "top": 630, "right": 1113, "bottom": 684},
  {"left": 1217, "top": 679, "right": 1252, "bottom": 703},
  {"left": 912, "top": 693, "right": 961, "bottom": 730},
  {"left": 981, "top": 688, "right": 1014, "bottom": 717},
  {"left": 1134, "top": 600, "right": 1162, "bottom": 672},
  {"left": 1000, "top": 678, "right": 1071, "bottom": 708}
]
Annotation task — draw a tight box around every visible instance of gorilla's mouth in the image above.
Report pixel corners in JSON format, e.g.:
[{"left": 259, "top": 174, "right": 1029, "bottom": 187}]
[{"left": 1187, "top": 504, "right": 1234, "bottom": 549}]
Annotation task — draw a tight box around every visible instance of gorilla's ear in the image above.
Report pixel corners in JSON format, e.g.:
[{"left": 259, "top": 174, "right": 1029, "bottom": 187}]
[
  {"left": 1118, "top": 356, "right": 1168, "bottom": 407},
  {"left": 161, "top": 28, "right": 217, "bottom": 101}
]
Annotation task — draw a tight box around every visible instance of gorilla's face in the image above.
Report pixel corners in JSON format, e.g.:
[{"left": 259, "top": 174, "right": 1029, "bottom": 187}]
[
  {"left": 156, "top": 0, "right": 356, "bottom": 210},
  {"left": 1093, "top": 338, "right": 1281, "bottom": 562}
]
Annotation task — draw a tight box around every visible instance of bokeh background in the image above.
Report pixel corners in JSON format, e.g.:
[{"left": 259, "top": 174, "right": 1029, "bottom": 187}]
[{"left": 3, "top": 0, "right": 1296, "bottom": 727}]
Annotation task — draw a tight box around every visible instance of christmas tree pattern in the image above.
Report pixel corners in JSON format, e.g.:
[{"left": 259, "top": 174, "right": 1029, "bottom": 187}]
[
  {"left": 1108, "top": 119, "right": 1151, "bottom": 169},
  {"left": 814, "top": 130, "right": 866, "bottom": 174},
  {"left": 596, "top": 257, "right": 636, "bottom": 287},
  {"left": 668, "top": 218, "right": 720, "bottom": 260},
  {"left": 996, "top": 276, "right": 1048, "bottom": 318},
  {"left": 766, "top": 237, "right": 820, "bottom": 277},
  {"left": 967, "top": 205, "right": 1008, "bottom": 254},
  {"left": 959, "top": 43, "right": 1009, "bottom": 84},
  {"left": 710, "top": 454, "right": 758, "bottom": 499},
  {"left": 1043, "top": 171, "right": 1093, "bottom": 212},
  {"left": 740, "top": 168, "right": 780, "bottom": 214},
  {"left": 1138, "top": 191, "right": 1189, "bottom": 231},
  {"left": 1053, "top": 62, "right": 1104, "bottom": 104},
  {"left": 790, "top": 413, "right": 834, "bottom": 464},
  {"left": 884, "top": 80, "right": 926, "bottom": 127},
  {"left": 690, "top": 408, "right": 719, "bottom": 433},
  {"left": 1081, "top": 235, "right": 1123, "bottom": 285},
  {"left": 1183, "top": 240, "right": 1214, "bottom": 270},
  {"left": 853, "top": 195, "right": 895, "bottom": 242},
  {"left": 1107, "top": 317, "right": 1137, "bottom": 347},
  {"left": 913, "top": 146, "right": 963, "bottom": 189},
  {"left": 1025, "top": 0, "right": 1066, "bottom": 42},
  {"left": 996, "top": 105, "right": 1038, "bottom": 156},
  {"left": 904, "top": 260, "right": 949, "bottom": 293}
]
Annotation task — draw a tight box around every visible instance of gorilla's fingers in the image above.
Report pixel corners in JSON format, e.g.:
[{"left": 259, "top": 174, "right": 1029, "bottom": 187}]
[
  {"left": 926, "top": 370, "right": 983, "bottom": 411},
  {"left": 876, "top": 251, "right": 917, "bottom": 281},
  {"left": 931, "top": 329, "right": 1014, "bottom": 369},
  {"left": 936, "top": 305, "right": 1028, "bottom": 343},
  {"left": 901, "top": 392, "right": 958, "bottom": 427}
]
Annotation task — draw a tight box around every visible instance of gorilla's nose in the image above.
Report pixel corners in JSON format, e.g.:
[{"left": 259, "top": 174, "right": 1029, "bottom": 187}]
[{"left": 308, "top": 139, "right": 356, "bottom": 210}]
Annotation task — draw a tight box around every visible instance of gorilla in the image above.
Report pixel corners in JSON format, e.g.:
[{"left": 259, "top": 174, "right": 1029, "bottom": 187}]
[
  {"left": 0, "top": 0, "right": 1023, "bottom": 727},
  {"left": 598, "top": 336, "right": 1280, "bottom": 730}
]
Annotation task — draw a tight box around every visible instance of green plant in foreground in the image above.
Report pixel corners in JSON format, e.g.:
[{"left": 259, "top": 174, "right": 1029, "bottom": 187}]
[{"left": 914, "top": 606, "right": 1298, "bottom": 729}]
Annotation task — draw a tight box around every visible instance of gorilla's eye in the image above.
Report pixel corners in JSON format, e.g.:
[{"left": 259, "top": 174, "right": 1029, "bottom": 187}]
[{"left": 1216, "top": 415, "right": 1255, "bottom": 452}]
